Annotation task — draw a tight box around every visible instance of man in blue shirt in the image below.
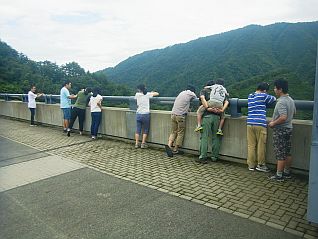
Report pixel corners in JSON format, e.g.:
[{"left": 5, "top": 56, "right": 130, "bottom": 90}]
[
  {"left": 247, "top": 82, "right": 276, "bottom": 172},
  {"left": 60, "top": 81, "right": 77, "bottom": 132}
]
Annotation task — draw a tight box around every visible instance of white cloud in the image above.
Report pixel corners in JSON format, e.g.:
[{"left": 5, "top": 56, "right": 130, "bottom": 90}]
[{"left": 0, "top": 0, "right": 317, "bottom": 71}]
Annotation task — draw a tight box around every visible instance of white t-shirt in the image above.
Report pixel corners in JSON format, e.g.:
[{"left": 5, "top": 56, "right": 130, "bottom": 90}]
[
  {"left": 28, "top": 91, "right": 37, "bottom": 108},
  {"left": 89, "top": 94, "right": 103, "bottom": 112},
  {"left": 208, "top": 84, "right": 228, "bottom": 103},
  {"left": 135, "top": 92, "right": 153, "bottom": 114}
]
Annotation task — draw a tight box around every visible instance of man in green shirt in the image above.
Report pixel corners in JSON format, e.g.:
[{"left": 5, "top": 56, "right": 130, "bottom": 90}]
[{"left": 67, "top": 87, "right": 92, "bottom": 136}]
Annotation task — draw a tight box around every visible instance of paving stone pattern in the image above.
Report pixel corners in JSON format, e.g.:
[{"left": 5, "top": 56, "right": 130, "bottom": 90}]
[{"left": 0, "top": 117, "right": 317, "bottom": 238}]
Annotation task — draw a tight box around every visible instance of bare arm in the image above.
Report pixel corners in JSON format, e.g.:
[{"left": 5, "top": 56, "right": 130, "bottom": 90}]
[
  {"left": 151, "top": 91, "right": 159, "bottom": 97},
  {"left": 68, "top": 94, "right": 77, "bottom": 99},
  {"left": 268, "top": 115, "right": 287, "bottom": 128},
  {"left": 206, "top": 107, "right": 221, "bottom": 114}
]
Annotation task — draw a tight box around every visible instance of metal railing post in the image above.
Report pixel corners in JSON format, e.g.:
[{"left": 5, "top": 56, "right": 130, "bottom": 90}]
[
  {"left": 22, "top": 94, "right": 27, "bottom": 102},
  {"left": 129, "top": 96, "right": 137, "bottom": 111},
  {"left": 229, "top": 98, "right": 242, "bottom": 118}
]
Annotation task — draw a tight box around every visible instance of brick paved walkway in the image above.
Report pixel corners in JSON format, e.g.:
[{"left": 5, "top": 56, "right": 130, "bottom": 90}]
[{"left": 0, "top": 117, "right": 317, "bottom": 238}]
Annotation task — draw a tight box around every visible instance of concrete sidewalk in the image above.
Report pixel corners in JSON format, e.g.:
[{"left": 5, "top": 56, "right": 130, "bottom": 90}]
[{"left": 0, "top": 117, "right": 317, "bottom": 238}]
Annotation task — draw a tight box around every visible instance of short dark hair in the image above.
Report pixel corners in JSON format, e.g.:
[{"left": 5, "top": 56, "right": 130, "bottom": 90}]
[
  {"left": 215, "top": 78, "right": 225, "bottom": 86},
  {"left": 137, "top": 84, "right": 147, "bottom": 95},
  {"left": 30, "top": 85, "right": 36, "bottom": 89},
  {"left": 186, "top": 84, "right": 196, "bottom": 93},
  {"left": 206, "top": 80, "right": 214, "bottom": 87},
  {"left": 274, "top": 79, "right": 288, "bottom": 93},
  {"left": 256, "top": 82, "right": 270, "bottom": 91},
  {"left": 63, "top": 80, "right": 71, "bottom": 86},
  {"left": 84, "top": 87, "right": 92, "bottom": 95},
  {"left": 92, "top": 87, "right": 101, "bottom": 97}
]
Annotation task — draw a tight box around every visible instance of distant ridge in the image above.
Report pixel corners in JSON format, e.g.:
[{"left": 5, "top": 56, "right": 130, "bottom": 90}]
[{"left": 99, "top": 21, "right": 318, "bottom": 99}]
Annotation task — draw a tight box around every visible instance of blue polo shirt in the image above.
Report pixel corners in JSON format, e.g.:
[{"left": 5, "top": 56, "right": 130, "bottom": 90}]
[{"left": 60, "top": 87, "right": 71, "bottom": 108}]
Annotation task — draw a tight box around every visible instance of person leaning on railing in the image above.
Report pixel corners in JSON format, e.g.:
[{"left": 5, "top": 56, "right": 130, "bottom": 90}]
[
  {"left": 60, "top": 81, "right": 77, "bottom": 133},
  {"left": 134, "top": 84, "right": 159, "bottom": 149},
  {"left": 67, "top": 87, "right": 92, "bottom": 137},
  {"left": 28, "top": 85, "right": 44, "bottom": 126},
  {"left": 89, "top": 87, "right": 103, "bottom": 140},
  {"left": 165, "top": 84, "right": 197, "bottom": 157}
]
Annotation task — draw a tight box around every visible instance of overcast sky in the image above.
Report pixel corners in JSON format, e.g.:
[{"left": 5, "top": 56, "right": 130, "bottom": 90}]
[{"left": 0, "top": 0, "right": 317, "bottom": 72}]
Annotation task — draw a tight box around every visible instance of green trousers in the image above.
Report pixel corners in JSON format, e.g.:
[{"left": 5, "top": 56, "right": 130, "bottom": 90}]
[{"left": 199, "top": 114, "right": 221, "bottom": 160}]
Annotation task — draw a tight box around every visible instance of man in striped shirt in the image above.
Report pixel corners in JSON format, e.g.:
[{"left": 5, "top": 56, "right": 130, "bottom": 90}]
[{"left": 247, "top": 82, "right": 276, "bottom": 172}]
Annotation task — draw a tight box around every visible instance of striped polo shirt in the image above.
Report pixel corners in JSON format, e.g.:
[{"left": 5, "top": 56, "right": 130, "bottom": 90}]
[{"left": 247, "top": 92, "right": 276, "bottom": 127}]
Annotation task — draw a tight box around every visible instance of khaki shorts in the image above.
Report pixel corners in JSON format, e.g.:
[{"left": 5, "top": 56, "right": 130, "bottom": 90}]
[{"left": 197, "top": 100, "right": 224, "bottom": 119}]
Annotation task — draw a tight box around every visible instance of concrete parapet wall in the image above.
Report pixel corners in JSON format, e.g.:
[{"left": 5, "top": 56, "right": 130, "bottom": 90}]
[{"left": 0, "top": 100, "right": 312, "bottom": 172}]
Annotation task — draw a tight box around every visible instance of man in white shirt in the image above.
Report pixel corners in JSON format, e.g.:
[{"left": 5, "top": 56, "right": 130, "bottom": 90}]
[{"left": 28, "top": 85, "right": 44, "bottom": 126}]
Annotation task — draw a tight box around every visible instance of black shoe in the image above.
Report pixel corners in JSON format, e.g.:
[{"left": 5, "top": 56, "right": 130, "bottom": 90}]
[
  {"left": 268, "top": 174, "right": 284, "bottom": 182},
  {"left": 173, "top": 150, "right": 184, "bottom": 155},
  {"left": 165, "top": 145, "right": 173, "bottom": 157},
  {"left": 195, "top": 158, "right": 208, "bottom": 164},
  {"left": 67, "top": 130, "right": 71, "bottom": 137}
]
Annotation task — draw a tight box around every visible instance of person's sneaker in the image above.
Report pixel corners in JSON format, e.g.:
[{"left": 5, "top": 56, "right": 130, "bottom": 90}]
[
  {"left": 173, "top": 150, "right": 184, "bottom": 155},
  {"left": 195, "top": 158, "right": 208, "bottom": 164},
  {"left": 165, "top": 145, "right": 173, "bottom": 157},
  {"left": 67, "top": 129, "right": 71, "bottom": 137},
  {"left": 248, "top": 167, "right": 255, "bottom": 171},
  {"left": 135, "top": 144, "right": 139, "bottom": 149},
  {"left": 194, "top": 126, "right": 203, "bottom": 132},
  {"left": 268, "top": 174, "right": 284, "bottom": 182},
  {"left": 63, "top": 129, "right": 67, "bottom": 133},
  {"left": 256, "top": 164, "right": 270, "bottom": 172},
  {"left": 283, "top": 172, "right": 292, "bottom": 179},
  {"left": 91, "top": 136, "right": 96, "bottom": 140},
  {"left": 30, "top": 124, "right": 36, "bottom": 127},
  {"left": 141, "top": 143, "right": 148, "bottom": 149},
  {"left": 210, "top": 157, "right": 218, "bottom": 162},
  {"left": 216, "top": 129, "right": 223, "bottom": 136},
  {"left": 79, "top": 131, "right": 83, "bottom": 135}
]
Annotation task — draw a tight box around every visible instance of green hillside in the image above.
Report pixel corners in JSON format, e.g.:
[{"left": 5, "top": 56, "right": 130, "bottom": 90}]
[
  {"left": 0, "top": 41, "right": 132, "bottom": 96},
  {"left": 100, "top": 21, "right": 318, "bottom": 99}
]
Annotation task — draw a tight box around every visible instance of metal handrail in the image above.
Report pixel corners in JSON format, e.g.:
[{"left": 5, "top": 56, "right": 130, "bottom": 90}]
[{"left": 0, "top": 93, "right": 314, "bottom": 117}]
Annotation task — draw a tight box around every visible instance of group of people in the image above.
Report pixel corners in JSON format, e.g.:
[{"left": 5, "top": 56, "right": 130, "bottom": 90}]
[
  {"left": 160, "top": 78, "right": 295, "bottom": 182},
  {"left": 27, "top": 78, "right": 296, "bottom": 182},
  {"left": 59, "top": 81, "right": 103, "bottom": 139},
  {"left": 246, "top": 79, "right": 296, "bottom": 182}
]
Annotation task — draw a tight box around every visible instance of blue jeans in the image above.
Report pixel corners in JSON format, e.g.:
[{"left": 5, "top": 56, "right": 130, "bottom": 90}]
[
  {"left": 91, "top": 112, "right": 102, "bottom": 136},
  {"left": 136, "top": 113, "right": 150, "bottom": 135},
  {"left": 29, "top": 108, "right": 35, "bottom": 125}
]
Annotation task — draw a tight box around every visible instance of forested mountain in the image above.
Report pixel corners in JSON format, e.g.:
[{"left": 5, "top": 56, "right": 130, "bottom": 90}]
[
  {"left": 100, "top": 21, "right": 318, "bottom": 99},
  {"left": 0, "top": 41, "right": 132, "bottom": 95}
]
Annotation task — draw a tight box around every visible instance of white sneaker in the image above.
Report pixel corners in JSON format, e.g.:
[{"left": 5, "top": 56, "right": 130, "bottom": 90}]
[
  {"left": 140, "top": 143, "right": 148, "bottom": 149},
  {"left": 256, "top": 164, "right": 270, "bottom": 172}
]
